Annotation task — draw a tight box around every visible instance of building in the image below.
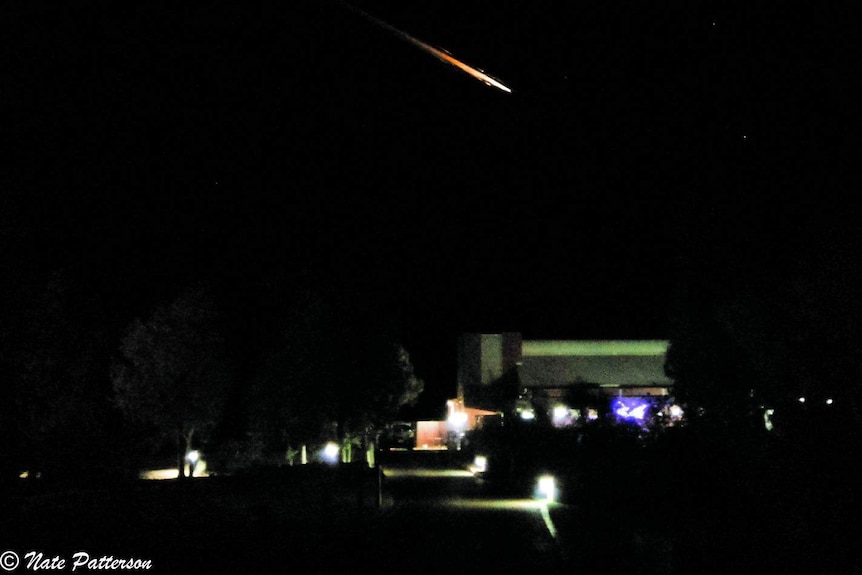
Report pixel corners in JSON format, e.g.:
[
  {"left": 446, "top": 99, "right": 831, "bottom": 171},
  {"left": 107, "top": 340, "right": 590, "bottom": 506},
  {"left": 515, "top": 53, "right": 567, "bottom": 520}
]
[{"left": 453, "top": 333, "right": 674, "bottom": 427}]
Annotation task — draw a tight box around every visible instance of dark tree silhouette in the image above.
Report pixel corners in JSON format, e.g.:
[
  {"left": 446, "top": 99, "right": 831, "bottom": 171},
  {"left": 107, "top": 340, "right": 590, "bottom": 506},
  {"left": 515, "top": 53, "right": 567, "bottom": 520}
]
[
  {"left": 342, "top": 339, "right": 424, "bottom": 429},
  {"left": 666, "top": 240, "right": 862, "bottom": 435},
  {"left": 247, "top": 291, "right": 339, "bottom": 454},
  {"left": 2, "top": 270, "right": 114, "bottom": 481},
  {"left": 248, "top": 290, "right": 423, "bottom": 462},
  {"left": 112, "top": 288, "right": 230, "bottom": 478}
]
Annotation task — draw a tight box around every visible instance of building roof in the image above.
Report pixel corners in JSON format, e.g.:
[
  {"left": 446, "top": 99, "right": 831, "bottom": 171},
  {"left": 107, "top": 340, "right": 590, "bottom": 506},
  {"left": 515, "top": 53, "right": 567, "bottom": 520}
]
[
  {"left": 518, "top": 340, "right": 671, "bottom": 388},
  {"left": 522, "top": 340, "right": 669, "bottom": 357}
]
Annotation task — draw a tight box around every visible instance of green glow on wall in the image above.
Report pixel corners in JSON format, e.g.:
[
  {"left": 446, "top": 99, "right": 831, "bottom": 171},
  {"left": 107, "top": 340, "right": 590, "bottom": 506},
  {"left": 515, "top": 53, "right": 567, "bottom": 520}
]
[{"left": 522, "top": 340, "right": 668, "bottom": 357}]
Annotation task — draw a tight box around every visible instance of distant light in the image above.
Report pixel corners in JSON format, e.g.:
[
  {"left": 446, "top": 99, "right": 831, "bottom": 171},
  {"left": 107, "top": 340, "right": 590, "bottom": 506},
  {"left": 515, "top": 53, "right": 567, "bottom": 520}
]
[
  {"left": 323, "top": 442, "right": 340, "bottom": 463},
  {"left": 140, "top": 465, "right": 210, "bottom": 480},
  {"left": 763, "top": 408, "right": 775, "bottom": 432},
  {"left": 669, "top": 405, "right": 684, "bottom": 419},
  {"left": 554, "top": 405, "right": 570, "bottom": 425},
  {"left": 613, "top": 398, "right": 650, "bottom": 421},
  {"left": 537, "top": 475, "right": 556, "bottom": 502},
  {"left": 798, "top": 397, "right": 806, "bottom": 403},
  {"left": 473, "top": 455, "right": 487, "bottom": 474},
  {"left": 185, "top": 450, "right": 200, "bottom": 464},
  {"left": 140, "top": 468, "right": 180, "bottom": 480},
  {"left": 587, "top": 408, "right": 599, "bottom": 421},
  {"left": 629, "top": 405, "right": 648, "bottom": 419},
  {"left": 448, "top": 411, "right": 468, "bottom": 428},
  {"left": 826, "top": 398, "right": 834, "bottom": 405},
  {"left": 552, "top": 405, "right": 574, "bottom": 427},
  {"left": 520, "top": 409, "right": 535, "bottom": 421}
]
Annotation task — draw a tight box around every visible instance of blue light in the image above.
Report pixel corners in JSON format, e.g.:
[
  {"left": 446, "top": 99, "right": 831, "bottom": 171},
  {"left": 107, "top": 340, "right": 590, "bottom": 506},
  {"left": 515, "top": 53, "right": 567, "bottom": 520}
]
[{"left": 613, "top": 398, "right": 651, "bottom": 422}]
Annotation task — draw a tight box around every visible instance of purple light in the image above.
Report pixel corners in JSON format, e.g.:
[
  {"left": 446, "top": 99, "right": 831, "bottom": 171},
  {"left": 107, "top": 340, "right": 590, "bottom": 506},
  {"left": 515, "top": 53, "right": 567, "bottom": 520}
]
[{"left": 613, "top": 398, "right": 650, "bottom": 422}]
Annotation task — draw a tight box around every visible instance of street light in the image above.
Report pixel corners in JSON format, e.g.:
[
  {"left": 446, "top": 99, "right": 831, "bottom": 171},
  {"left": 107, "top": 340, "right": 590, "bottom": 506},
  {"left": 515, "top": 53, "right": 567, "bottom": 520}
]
[
  {"left": 448, "top": 411, "right": 468, "bottom": 428},
  {"left": 537, "top": 475, "right": 556, "bottom": 503},
  {"left": 322, "top": 442, "right": 340, "bottom": 464}
]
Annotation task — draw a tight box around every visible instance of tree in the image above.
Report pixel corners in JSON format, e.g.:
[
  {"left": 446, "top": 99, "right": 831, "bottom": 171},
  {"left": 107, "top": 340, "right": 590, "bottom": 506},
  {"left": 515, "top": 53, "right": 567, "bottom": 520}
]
[
  {"left": 1, "top": 269, "right": 118, "bottom": 481},
  {"left": 112, "top": 288, "right": 230, "bottom": 478},
  {"left": 247, "top": 290, "right": 339, "bottom": 455},
  {"left": 665, "top": 240, "right": 862, "bottom": 435},
  {"left": 247, "top": 290, "right": 424, "bottom": 462},
  {"left": 342, "top": 340, "right": 424, "bottom": 429}
]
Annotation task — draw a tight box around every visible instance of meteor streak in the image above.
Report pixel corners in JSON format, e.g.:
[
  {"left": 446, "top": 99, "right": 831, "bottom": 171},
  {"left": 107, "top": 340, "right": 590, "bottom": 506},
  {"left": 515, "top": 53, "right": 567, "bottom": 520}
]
[{"left": 343, "top": 2, "right": 512, "bottom": 93}]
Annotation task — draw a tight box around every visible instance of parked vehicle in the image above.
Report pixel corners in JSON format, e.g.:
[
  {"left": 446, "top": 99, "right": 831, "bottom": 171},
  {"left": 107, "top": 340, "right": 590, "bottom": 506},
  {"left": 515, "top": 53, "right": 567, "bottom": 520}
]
[{"left": 385, "top": 421, "right": 416, "bottom": 448}]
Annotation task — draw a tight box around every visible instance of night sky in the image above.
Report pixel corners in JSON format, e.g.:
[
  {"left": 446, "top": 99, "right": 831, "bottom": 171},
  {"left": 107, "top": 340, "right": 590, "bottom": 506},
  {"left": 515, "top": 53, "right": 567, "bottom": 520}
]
[{"left": 3, "top": 1, "right": 860, "bottom": 410}]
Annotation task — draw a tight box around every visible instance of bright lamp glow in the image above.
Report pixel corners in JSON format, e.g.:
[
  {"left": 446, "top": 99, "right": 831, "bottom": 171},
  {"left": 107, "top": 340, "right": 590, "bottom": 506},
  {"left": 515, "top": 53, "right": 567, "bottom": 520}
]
[
  {"left": 613, "top": 398, "right": 650, "bottom": 422},
  {"left": 448, "top": 411, "right": 468, "bottom": 428},
  {"left": 552, "top": 405, "right": 575, "bottom": 428},
  {"left": 798, "top": 397, "right": 806, "bottom": 403},
  {"left": 322, "top": 442, "right": 340, "bottom": 463},
  {"left": 669, "top": 405, "right": 684, "bottom": 419},
  {"left": 185, "top": 450, "right": 200, "bottom": 464},
  {"left": 826, "top": 398, "right": 833, "bottom": 405},
  {"left": 519, "top": 408, "right": 535, "bottom": 421},
  {"left": 473, "top": 455, "right": 487, "bottom": 474},
  {"left": 537, "top": 475, "right": 556, "bottom": 502}
]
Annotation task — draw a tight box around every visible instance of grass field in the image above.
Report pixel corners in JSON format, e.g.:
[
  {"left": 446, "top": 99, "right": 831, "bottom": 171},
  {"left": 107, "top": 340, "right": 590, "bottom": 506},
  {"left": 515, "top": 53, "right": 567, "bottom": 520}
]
[{"left": 2, "top": 465, "right": 382, "bottom": 573}]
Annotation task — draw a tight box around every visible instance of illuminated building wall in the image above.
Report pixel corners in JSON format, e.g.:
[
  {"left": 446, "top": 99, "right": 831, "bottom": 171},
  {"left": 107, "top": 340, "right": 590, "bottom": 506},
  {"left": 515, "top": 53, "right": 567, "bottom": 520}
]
[
  {"left": 456, "top": 333, "right": 523, "bottom": 412},
  {"left": 415, "top": 421, "right": 447, "bottom": 450},
  {"left": 481, "top": 334, "right": 504, "bottom": 383},
  {"left": 457, "top": 333, "right": 522, "bottom": 395},
  {"left": 519, "top": 340, "right": 671, "bottom": 391},
  {"left": 456, "top": 334, "right": 672, "bottom": 418}
]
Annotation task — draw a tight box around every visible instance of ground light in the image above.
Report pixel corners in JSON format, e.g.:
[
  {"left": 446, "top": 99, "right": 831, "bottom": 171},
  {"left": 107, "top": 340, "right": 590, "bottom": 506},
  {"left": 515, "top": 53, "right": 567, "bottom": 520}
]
[
  {"left": 444, "top": 499, "right": 559, "bottom": 539},
  {"left": 537, "top": 475, "right": 556, "bottom": 503},
  {"left": 470, "top": 455, "right": 487, "bottom": 475},
  {"left": 322, "top": 442, "right": 340, "bottom": 464},
  {"left": 184, "top": 450, "right": 205, "bottom": 477}
]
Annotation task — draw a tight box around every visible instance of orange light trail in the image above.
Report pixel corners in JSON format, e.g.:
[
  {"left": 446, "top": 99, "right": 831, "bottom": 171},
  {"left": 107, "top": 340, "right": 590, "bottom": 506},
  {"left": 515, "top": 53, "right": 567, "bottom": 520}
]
[
  {"left": 402, "top": 35, "right": 512, "bottom": 93},
  {"left": 345, "top": 2, "right": 512, "bottom": 94}
]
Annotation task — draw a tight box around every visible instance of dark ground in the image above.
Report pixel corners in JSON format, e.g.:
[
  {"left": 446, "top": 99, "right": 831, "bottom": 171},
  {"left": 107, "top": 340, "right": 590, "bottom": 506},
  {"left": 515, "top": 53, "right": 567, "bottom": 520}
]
[
  {"left": 3, "top": 439, "right": 861, "bottom": 574},
  {"left": 2, "top": 465, "right": 382, "bottom": 574}
]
